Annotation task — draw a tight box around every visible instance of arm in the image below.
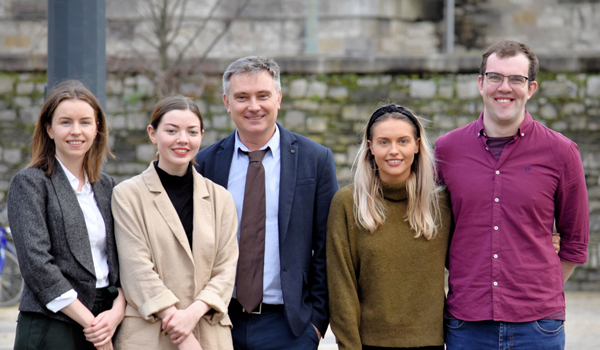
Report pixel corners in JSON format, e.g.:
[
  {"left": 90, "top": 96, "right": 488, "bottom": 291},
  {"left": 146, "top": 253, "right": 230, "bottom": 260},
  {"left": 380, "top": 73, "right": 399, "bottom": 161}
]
[
  {"left": 112, "top": 187, "right": 180, "bottom": 321},
  {"left": 561, "top": 261, "right": 577, "bottom": 283},
  {"left": 555, "top": 143, "right": 589, "bottom": 265},
  {"left": 326, "top": 191, "right": 362, "bottom": 350},
  {"left": 310, "top": 149, "right": 338, "bottom": 336},
  {"left": 7, "top": 171, "right": 75, "bottom": 306}
]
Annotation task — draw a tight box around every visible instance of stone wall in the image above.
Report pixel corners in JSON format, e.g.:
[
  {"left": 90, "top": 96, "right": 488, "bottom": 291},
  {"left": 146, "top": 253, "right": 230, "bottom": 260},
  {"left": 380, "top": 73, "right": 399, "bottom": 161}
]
[{"left": 0, "top": 70, "right": 599, "bottom": 289}]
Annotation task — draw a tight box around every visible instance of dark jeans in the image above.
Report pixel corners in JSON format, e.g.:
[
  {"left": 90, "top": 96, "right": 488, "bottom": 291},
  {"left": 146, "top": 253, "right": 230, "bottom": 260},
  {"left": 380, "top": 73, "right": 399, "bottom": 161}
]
[
  {"left": 445, "top": 318, "right": 565, "bottom": 350},
  {"left": 363, "top": 345, "right": 444, "bottom": 350},
  {"left": 14, "top": 287, "right": 118, "bottom": 350}
]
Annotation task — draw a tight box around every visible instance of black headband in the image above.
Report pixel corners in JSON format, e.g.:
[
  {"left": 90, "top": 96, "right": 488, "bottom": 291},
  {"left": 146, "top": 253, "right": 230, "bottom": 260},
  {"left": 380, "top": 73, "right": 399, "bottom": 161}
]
[{"left": 366, "top": 104, "right": 421, "bottom": 141}]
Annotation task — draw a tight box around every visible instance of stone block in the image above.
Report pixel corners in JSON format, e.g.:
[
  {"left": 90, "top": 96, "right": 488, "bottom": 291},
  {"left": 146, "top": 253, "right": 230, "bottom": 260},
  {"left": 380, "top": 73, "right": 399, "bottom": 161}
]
[
  {"left": 118, "top": 163, "right": 150, "bottom": 175},
  {"left": 0, "top": 164, "right": 8, "bottom": 174},
  {"left": 34, "top": 83, "right": 45, "bottom": 94},
  {"left": 526, "top": 101, "right": 539, "bottom": 115},
  {"left": 540, "top": 80, "right": 577, "bottom": 98},
  {"left": 107, "top": 115, "right": 127, "bottom": 130},
  {"left": 180, "top": 82, "right": 204, "bottom": 97},
  {"left": 106, "top": 96, "right": 126, "bottom": 114},
  {"left": 123, "top": 76, "right": 136, "bottom": 86},
  {"left": 389, "top": 89, "right": 409, "bottom": 102},
  {"left": 307, "top": 81, "right": 328, "bottom": 99},
  {"left": 194, "top": 100, "right": 208, "bottom": 115},
  {"left": 16, "top": 81, "right": 34, "bottom": 95},
  {"left": 333, "top": 153, "right": 347, "bottom": 165},
  {"left": 289, "top": 79, "right": 308, "bottom": 98},
  {"left": 336, "top": 166, "right": 352, "bottom": 183},
  {"left": 209, "top": 104, "right": 227, "bottom": 114},
  {"left": 570, "top": 116, "right": 587, "bottom": 130},
  {"left": 456, "top": 76, "right": 480, "bottom": 99},
  {"left": 136, "top": 75, "right": 154, "bottom": 96},
  {"left": 0, "top": 76, "right": 15, "bottom": 94},
  {"left": 136, "top": 144, "right": 156, "bottom": 163},
  {"left": 357, "top": 77, "right": 379, "bottom": 87},
  {"left": 211, "top": 114, "right": 230, "bottom": 129},
  {"left": 14, "top": 96, "right": 31, "bottom": 108},
  {"left": 346, "top": 145, "right": 359, "bottom": 164},
  {"left": 106, "top": 78, "right": 123, "bottom": 95},
  {"left": 551, "top": 121, "right": 568, "bottom": 132},
  {"left": 328, "top": 86, "right": 348, "bottom": 99},
  {"left": 409, "top": 80, "right": 436, "bottom": 99},
  {"left": 3, "top": 148, "right": 22, "bottom": 165},
  {"left": 433, "top": 114, "right": 455, "bottom": 130},
  {"left": 127, "top": 113, "right": 149, "bottom": 130},
  {"left": 284, "top": 110, "right": 306, "bottom": 130},
  {"left": 0, "top": 181, "right": 9, "bottom": 191},
  {"left": 19, "top": 106, "right": 41, "bottom": 125},
  {"left": 201, "top": 130, "right": 219, "bottom": 148},
  {"left": 293, "top": 99, "right": 319, "bottom": 111},
  {"left": 456, "top": 116, "right": 473, "bottom": 127},
  {"left": 540, "top": 104, "right": 558, "bottom": 120},
  {"left": 438, "top": 80, "right": 454, "bottom": 99},
  {"left": 0, "top": 110, "right": 17, "bottom": 121},
  {"left": 306, "top": 117, "right": 328, "bottom": 133},
  {"left": 342, "top": 105, "right": 370, "bottom": 121},
  {"left": 587, "top": 76, "right": 600, "bottom": 97}
]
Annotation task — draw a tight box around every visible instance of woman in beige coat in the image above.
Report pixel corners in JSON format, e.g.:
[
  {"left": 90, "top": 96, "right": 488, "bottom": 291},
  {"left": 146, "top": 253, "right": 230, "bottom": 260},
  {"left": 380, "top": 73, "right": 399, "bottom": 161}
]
[{"left": 112, "top": 96, "right": 238, "bottom": 350}]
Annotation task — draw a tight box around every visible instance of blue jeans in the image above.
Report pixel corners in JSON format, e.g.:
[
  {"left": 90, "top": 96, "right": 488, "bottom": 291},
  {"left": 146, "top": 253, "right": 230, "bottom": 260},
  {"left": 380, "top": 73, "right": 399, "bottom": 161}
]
[{"left": 445, "top": 318, "right": 565, "bottom": 350}]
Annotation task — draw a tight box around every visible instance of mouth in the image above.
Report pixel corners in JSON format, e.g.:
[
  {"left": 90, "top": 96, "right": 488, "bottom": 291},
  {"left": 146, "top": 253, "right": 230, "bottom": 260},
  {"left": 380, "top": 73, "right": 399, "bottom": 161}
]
[
  {"left": 495, "top": 98, "right": 514, "bottom": 104},
  {"left": 173, "top": 148, "right": 189, "bottom": 155},
  {"left": 67, "top": 140, "right": 84, "bottom": 146},
  {"left": 386, "top": 159, "right": 403, "bottom": 166},
  {"left": 246, "top": 115, "right": 263, "bottom": 120}
]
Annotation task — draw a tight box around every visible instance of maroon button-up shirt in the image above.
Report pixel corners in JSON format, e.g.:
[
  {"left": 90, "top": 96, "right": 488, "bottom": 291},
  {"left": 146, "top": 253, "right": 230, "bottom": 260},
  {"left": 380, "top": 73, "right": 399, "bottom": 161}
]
[{"left": 435, "top": 111, "right": 589, "bottom": 322}]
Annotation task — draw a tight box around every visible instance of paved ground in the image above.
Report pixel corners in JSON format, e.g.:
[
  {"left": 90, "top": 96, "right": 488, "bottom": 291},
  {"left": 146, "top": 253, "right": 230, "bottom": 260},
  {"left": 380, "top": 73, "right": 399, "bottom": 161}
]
[{"left": 0, "top": 291, "right": 597, "bottom": 349}]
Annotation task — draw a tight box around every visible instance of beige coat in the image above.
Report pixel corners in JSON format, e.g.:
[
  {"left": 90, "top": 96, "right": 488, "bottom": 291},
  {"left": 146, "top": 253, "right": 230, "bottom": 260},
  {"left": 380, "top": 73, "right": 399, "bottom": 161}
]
[{"left": 112, "top": 164, "right": 238, "bottom": 350}]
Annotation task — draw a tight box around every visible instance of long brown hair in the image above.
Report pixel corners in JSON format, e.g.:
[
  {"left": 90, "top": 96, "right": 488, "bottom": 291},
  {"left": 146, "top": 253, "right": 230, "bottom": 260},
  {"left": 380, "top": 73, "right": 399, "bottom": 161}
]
[{"left": 29, "top": 80, "right": 113, "bottom": 183}]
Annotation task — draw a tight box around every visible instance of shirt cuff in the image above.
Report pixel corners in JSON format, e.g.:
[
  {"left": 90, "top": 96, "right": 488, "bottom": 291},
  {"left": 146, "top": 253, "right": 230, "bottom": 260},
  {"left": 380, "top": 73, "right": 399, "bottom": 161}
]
[{"left": 46, "top": 289, "right": 78, "bottom": 313}]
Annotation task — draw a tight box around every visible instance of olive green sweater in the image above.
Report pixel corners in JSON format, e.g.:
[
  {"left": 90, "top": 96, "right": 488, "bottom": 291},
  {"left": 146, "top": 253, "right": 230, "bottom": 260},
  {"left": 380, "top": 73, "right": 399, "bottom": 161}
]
[{"left": 326, "top": 182, "right": 451, "bottom": 349}]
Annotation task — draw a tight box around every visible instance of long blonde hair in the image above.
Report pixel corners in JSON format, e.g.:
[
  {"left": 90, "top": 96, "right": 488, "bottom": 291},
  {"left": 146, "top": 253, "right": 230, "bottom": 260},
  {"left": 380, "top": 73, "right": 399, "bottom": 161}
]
[{"left": 353, "top": 104, "right": 442, "bottom": 239}]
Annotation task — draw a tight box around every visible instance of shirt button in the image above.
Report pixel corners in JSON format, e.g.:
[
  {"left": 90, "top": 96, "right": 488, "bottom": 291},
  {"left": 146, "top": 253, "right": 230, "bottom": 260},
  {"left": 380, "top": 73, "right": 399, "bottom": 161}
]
[
  {"left": 493, "top": 281, "right": 498, "bottom": 286},
  {"left": 495, "top": 198, "right": 499, "bottom": 202},
  {"left": 496, "top": 170, "right": 500, "bottom": 175},
  {"left": 486, "top": 147, "right": 489, "bottom": 150},
  {"left": 494, "top": 226, "right": 499, "bottom": 230},
  {"left": 494, "top": 254, "right": 498, "bottom": 258},
  {"left": 521, "top": 133, "right": 525, "bottom": 137}
]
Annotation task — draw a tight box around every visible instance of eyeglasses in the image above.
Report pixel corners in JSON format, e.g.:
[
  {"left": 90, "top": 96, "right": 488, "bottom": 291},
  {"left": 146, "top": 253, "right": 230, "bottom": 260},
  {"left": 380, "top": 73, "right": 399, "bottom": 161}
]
[{"left": 484, "top": 72, "right": 529, "bottom": 87}]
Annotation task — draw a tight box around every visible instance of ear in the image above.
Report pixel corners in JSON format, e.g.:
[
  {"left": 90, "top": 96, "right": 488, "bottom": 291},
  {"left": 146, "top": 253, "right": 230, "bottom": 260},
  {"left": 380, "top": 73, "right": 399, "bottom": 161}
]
[
  {"left": 147, "top": 125, "right": 157, "bottom": 144},
  {"left": 223, "top": 94, "right": 231, "bottom": 113},
  {"left": 414, "top": 138, "right": 420, "bottom": 154},
  {"left": 367, "top": 140, "right": 374, "bottom": 155},
  {"left": 46, "top": 124, "right": 54, "bottom": 140},
  {"left": 527, "top": 80, "right": 538, "bottom": 99},
  {"left": 277, "top": 90, "right": 282, "bottom": 110}
]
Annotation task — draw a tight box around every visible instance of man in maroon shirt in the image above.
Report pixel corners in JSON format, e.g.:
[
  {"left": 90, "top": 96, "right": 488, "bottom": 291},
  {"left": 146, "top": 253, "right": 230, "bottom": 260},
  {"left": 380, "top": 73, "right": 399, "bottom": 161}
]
[{"left": 435, "top": 40, "right": 589, "bottom": 349}]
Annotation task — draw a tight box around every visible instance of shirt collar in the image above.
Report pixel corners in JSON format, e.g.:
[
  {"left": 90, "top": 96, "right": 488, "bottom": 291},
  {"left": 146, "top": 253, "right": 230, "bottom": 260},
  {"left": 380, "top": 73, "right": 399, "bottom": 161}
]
[
  {"left": 477, "top": 110, "right": 534, "bottom": 139},
  {"left": 233, "top": 124, "right": 280, "bottom": 160},
  {"left": 56, "top": 156, "right": 92, "bottom": 194}
]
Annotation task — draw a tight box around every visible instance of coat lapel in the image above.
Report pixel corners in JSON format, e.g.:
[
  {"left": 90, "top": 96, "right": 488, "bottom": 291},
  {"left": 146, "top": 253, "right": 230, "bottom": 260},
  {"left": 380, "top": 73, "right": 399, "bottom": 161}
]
[
  {"left": 277, "top": 125, "right": 298, "bottom": 245},
  {"left": 143, "top": 164, "right": 194, "bottom": 262},
  {"left": 212, "top": 133, "right": 235, "bottom": 189},
  {"left": 51, "top": 166, "right": 96, "bottom": 277},
  {"left": 191, "top": 170, "right": 215, "bottom": 284}
]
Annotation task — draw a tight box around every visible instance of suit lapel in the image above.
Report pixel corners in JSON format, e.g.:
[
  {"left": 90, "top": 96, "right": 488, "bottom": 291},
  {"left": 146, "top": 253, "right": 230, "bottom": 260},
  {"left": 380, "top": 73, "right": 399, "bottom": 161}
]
[
  {"left": 213, "top": 133, "right": 235, "bottom": 189},
  {"left": 91, "top": 176, "right": 117, "bottom": 281},
  {"left": 277, "top": 125, "right": 298, "bottom": 245},
  {"left": 51, "top": 167, "right": 96, "bottom": 277},
  {"left": 191, "top": 169, "right": 215, "bottom": 282},
  {"left": 143, "top": 165, "right": 194, "bottom": 262}
]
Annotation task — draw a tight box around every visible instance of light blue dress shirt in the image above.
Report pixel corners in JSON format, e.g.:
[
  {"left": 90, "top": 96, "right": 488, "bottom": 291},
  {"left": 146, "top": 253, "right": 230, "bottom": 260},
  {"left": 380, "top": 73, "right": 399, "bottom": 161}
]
[{"left": 228, "top": 126, "right": 283, "bottom": 304}]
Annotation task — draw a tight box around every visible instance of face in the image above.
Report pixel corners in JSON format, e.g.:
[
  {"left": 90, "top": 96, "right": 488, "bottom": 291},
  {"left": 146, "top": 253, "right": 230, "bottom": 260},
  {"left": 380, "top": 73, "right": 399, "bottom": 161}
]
[
  {"left": 368, "top": 118, "right": 420, "bottom": 184},
  {"left": 223, "top": 71, "right": 281, "bottom": 149},
  {"left": 148, "top": 109, "right": 204, "bottom": 176},
  {"left": 479, "top": 53, "right": 538, "bottom": 131},
  {"left": 46, "top": 99, "right": 97, "bottom": 167}
]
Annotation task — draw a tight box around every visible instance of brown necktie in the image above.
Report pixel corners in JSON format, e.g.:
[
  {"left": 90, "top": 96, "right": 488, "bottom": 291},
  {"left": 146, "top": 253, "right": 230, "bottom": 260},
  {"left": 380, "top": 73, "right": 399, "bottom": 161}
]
[{"left": 236, "top": 149, "right": 268, "bottom": 313}]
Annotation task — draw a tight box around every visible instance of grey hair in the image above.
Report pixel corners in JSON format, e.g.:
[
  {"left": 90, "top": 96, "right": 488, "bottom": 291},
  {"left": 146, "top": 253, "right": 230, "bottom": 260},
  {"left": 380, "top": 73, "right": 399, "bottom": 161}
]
[{"left": 222, "top": 56, "right": 281, "bottom": 99}]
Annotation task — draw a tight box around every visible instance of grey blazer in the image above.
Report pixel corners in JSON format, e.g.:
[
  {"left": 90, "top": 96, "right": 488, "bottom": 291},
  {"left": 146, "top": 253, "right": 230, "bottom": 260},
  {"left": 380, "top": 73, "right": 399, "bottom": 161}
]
[{"left": 7, "top": 165, "right": 119, "bottom": 324}]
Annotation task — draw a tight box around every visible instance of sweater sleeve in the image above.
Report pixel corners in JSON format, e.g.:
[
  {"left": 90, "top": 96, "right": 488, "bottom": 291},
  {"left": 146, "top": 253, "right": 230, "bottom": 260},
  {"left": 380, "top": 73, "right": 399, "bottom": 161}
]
[{"left": 326, "top": 189, "right": 362, "bottom": 350}]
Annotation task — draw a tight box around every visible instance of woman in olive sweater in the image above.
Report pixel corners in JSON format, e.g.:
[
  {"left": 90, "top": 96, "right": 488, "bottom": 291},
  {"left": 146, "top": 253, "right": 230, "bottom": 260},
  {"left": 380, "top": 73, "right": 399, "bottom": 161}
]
[{"left": 327, "top": 104, "right": 451, "bottom": 350}]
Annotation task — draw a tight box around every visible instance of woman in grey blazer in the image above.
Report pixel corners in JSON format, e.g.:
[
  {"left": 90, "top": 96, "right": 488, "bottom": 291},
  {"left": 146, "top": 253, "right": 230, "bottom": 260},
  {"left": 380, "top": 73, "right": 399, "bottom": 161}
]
[{"left": 7, "top": 81, "right": 125, "bottom": 350}]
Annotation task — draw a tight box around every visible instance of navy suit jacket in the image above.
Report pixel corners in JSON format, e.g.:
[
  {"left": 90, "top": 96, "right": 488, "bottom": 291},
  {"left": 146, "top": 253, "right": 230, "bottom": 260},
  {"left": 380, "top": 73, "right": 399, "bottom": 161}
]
[{"left": 195, "top": 124, "right": 338, "bottom": 336}]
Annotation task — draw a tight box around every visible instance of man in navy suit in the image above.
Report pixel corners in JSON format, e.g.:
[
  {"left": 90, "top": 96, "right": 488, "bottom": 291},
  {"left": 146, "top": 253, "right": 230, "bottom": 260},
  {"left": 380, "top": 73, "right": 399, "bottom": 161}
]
[{"left": 195, "top": 56, "right": 338, "bottom": 349}]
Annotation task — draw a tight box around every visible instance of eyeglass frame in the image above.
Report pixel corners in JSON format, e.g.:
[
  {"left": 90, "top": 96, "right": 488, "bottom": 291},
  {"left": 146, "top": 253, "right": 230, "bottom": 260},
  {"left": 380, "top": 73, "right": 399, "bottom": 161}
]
[{"left": 484, "top": 72, "right": 530, "bottom": 87}]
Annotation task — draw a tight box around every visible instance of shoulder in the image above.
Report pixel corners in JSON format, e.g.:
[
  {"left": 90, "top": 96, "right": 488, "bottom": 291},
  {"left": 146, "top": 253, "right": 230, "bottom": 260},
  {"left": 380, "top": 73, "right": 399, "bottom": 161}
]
[
  {"left": 113, "top": 172, "right": 146, "bottom": 198},
  {"left": 531, "top": 120, "right": 579, "bottom": 150},
  {"left": 436, "top": 120, "right": 477, "bottom": 149},
  {"left": 331, "top": 185, "right": 354, "bottom": 208},
  {"left": 12, "top": 167, "right": 47, "bottom": 183}
]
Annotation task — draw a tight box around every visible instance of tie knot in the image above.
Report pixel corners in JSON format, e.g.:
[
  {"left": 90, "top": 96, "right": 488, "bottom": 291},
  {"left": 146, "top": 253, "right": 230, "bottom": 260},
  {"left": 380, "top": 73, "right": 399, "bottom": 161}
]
[{"left": 247, "top": 149, "right": 268, "bottom": 163}]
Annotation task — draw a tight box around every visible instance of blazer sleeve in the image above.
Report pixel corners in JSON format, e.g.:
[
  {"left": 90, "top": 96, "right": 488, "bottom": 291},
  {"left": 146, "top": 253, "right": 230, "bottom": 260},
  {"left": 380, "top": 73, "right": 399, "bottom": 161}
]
[
  {"left": 196, "top": 190, "right": 239, "bottom": 325},
  {"left": 112, "top": 184, "right": 179, "bottom": 321},
  {"left": 7, "top": 170, "right": 74, "bottom": 305},
  {"left": 310, "top": 147, "right": 339, "bottom": 334},
  {"left": 326, "top": 190, "right": 361, "bottom": 350}
]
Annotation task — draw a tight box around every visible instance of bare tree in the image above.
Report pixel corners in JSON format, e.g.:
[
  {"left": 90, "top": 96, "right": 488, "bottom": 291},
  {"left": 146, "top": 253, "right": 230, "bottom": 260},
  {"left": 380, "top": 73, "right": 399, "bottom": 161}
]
[{"left": 121, "top": 0, "right": 252, "bottom": 96}]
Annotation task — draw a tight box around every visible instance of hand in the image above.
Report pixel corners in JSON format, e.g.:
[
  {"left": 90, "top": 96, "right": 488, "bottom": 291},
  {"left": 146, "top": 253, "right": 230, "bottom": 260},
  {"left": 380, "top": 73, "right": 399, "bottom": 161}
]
[
  {"left": 312, "top": 323, "right": 321, "bottom": 339},
  {"left": 553, "top": 233, "right": 561, "bottom": 254},
  {"left": 84, "top": 288, "right": 126, "bottom": 347},
  {"left": 163, "top": 301, "right": 209, "bottom": 344},
  {"left": 95, "top": 341, "right": 114, "bottom": 350},
  {"left": 177, "top": 334, "right": 203, "bottom": 350}
]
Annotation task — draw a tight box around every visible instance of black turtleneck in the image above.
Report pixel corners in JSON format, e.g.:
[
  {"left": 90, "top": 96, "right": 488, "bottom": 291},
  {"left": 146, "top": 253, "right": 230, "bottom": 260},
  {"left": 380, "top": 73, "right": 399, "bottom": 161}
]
[{"left": 154, "top": 161, "right": 194, "bottom": 248}]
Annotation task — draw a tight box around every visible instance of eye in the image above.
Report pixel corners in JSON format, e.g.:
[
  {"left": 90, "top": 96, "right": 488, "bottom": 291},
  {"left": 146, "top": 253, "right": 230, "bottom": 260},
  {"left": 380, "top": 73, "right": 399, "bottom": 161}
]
[
  {"left": 60, "top": 120, "right": 70, "bottom": 125},
  {"left": 488, "top": 74, "right": 503, "bottom": 83},
  {"left": 379, "top": 140, "right": 388, "bottom": 145},
  {"left": 81, "top": 120, "right": 91, "bottom": 125},
  {"left": 166, "top": 129, "right": 176, "bottom": 134},
  {"left": 400, "top": 139, "right": 407, "bottom": 144},
  {"left": 236, "top": 96, "right": 247, "bottom": 101},
  {"left": 510, "top": 76, "right": 526, "bottom": 85},
  {"left": 259, "top": 93, "right": 269, "bottom": 99},
  {"left": 189, "top": 130, "right": 199, "bottom": 136}
]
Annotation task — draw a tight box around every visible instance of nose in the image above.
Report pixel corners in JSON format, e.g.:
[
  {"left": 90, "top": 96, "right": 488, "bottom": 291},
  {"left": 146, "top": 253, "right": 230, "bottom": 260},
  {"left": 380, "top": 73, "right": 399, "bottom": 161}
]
[
  {"left": 177, "top": 131, "right": 189, "bottom": 144},
  {"left": 71, "top": 122, "right": 82, "bottom": 135},
  {"left": 248, "top": 97, "right": 260, "bottom": 112},
  {"left": 390, "top": 142, "right": 400, "bottom": 155},
  {"left": 498, "top": 76, "right": 513, "bottom": 91}
]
